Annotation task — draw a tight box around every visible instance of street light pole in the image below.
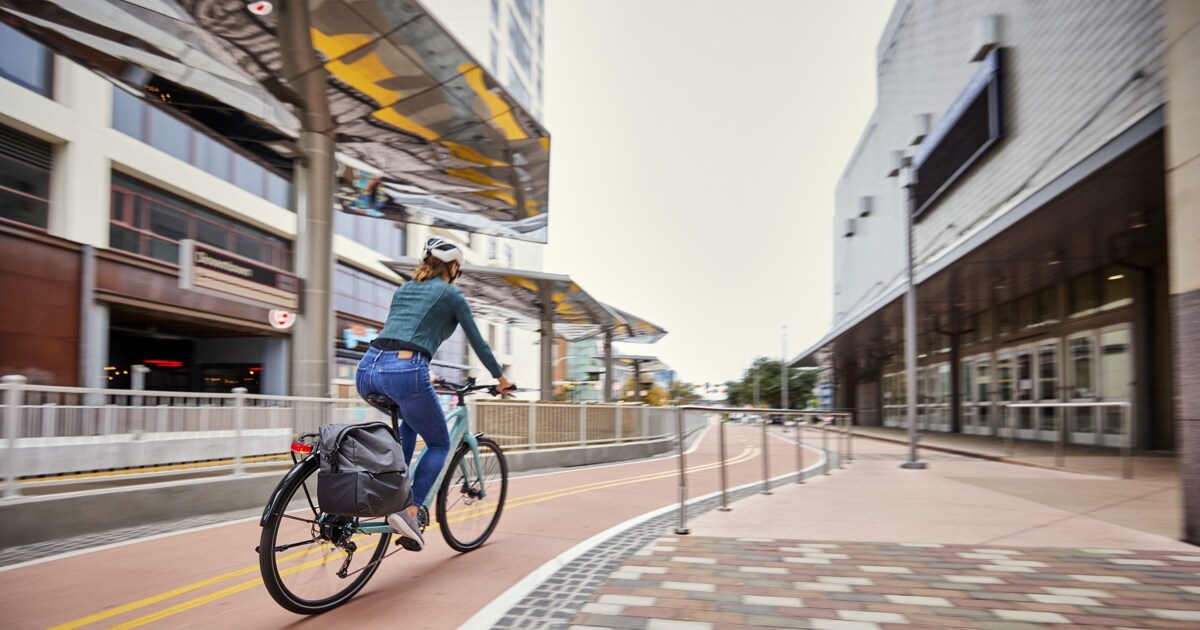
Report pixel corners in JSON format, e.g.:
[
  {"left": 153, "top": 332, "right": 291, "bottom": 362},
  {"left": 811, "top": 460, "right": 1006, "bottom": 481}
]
[
  {"left": 781, "top": 325, "right": 788, "bottom": 412},
  {"left": 901, "top": 160, "right": 927, "bottom": 470}
]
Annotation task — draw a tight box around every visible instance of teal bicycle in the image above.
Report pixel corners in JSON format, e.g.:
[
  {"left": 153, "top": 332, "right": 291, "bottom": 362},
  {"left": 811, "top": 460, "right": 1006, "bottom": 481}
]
[{"left": 258, "top": 378, "right": 510, "bottom": 614}]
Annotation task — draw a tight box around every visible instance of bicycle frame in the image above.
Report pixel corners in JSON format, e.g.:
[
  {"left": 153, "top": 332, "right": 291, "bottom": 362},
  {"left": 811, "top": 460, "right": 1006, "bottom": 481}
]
[{"left": 351, "top": 403, "right": 485, "bottom": 535}]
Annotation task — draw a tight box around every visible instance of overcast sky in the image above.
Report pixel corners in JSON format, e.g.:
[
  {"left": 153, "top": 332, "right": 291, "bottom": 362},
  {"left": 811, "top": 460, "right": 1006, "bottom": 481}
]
[{"left": 540, "top": 1, "right": 895, "bottom": 385}]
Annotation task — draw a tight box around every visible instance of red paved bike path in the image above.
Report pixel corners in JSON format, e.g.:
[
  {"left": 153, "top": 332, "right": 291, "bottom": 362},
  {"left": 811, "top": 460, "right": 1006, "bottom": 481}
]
[{"left": 1, "top": 422, "right": 813, "bottom": 629}]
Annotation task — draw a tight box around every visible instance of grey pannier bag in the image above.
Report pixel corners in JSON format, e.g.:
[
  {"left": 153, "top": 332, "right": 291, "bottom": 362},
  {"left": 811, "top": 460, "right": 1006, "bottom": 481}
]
[{"left": 316, "top": 422, "right": 412, "bottom": 518}]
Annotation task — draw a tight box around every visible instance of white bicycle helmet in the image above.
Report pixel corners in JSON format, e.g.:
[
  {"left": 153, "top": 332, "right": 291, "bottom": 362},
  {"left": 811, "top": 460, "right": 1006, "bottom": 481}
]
[{"left": 422, "top": 237, "right": 464, "bottom": 267}]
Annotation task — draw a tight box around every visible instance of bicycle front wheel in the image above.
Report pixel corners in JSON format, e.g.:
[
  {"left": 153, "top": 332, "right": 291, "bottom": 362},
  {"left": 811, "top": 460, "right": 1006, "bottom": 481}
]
[
  {"left": 436, "top": 436, "right": 508, "bottom": 552},
  {"left": 259, "top": 457, "right": 392, "bottom": 615}
]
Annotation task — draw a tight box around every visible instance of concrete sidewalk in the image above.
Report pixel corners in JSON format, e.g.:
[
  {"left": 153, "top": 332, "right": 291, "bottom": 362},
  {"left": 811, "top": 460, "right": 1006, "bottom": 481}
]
[{"left": 566, "top": 436, "right": 1199, "bottom": 630}]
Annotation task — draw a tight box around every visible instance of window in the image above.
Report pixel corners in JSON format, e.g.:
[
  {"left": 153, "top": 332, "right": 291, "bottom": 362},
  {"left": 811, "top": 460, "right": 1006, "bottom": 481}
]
[
  {"left": 110, "top": 86, "right": 292, "bottom": 207},
  {"left": 505, "top": 62, "right": 531, "bottom": 110},
  {"left": 513, "top": 0, "right": 533, "bottom": 28},
  {"left": 1101, "top": 267, "right": 1133, "bottom": 311},
  {"left": 504, "top": 244, "right": 514, "bottom": 268},
  {"left": 109, "top": 174, "right": 292, "bottom": 269},
  {"left": 335, "top": 211, "right": 405, "bottom": 259},
  {"left": 504, "top": 324, "right": 512, "bottom": 354},
  {"left": 334, "top": 264, "right": 398, "bottom": 323},
  {"left": 0, "top": 22, "right": 53, "bottom": 96},
  {"left": 1070, "top": 271, "right": 1099, "bottom": 317},
  {"left": 0, "top": 125, "right": 52, "bottom": 229},
  {"left": 508, "top": 17, "right": 532, "bottom": 70}
]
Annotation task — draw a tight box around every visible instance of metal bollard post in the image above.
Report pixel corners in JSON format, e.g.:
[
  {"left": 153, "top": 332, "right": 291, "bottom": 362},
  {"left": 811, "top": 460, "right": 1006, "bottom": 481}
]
[
  {"left": 233, "top": 387, "right": 247, "bottom": 475},
  {"left": 760, "top": 412, "right": 772, "bottom": 494},
  {"left": 795, "top": 414, "right": 805, "bottom": 483},
  {"left": 580, "top": 404, "right": 588, "bottom": 446},
  {"left": 837, "top": 415, "right": 846, "bottom": 469},
  {"left": 718, "top": 412, "right": 731, "bottom": 511},
  {"left": 674, "top": 407, "right": 690, "bottom": 534},
  {"left": 1121, "top": 403, "right": 1133, "bottom": 479},
  {"left": 1054, "top": 408, "right": 1064, "bottom": 468},
  {"left": 1005, "top": 405, "right": 1014, "bottom": 457},
  {"left": 822, "top": 420, "right": 831, "bottom": 475},
  {"left": 528, "top": 400, "right": 537, "bottom": 450},
  {"left": 848, "top": 413, "right": 854, "bottom": 463},
  {"left": 3, "top": 375, "right": 28, "bottom": 499}
]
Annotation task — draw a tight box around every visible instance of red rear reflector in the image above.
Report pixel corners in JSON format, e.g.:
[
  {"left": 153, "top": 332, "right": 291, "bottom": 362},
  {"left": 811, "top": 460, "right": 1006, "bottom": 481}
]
[{"left": 291, "top": 442, "right": 313, "bottom": 454}]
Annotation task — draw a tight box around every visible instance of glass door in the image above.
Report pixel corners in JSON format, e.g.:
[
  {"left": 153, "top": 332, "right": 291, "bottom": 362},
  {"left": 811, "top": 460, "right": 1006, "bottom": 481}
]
[
  {"left": 1068, "top": 332, "right": 1098, "bottom": 444},
  {"left": 961, "top": 358, "right": 976, "bottom": 433},
  {"left": 1015, "top": 346, "right": 1036, "bottom": 440},
  {"left": 974, "top": 357, "right": 993, "bottom": 435},
  {"left": 1036, "top": 340, "right": 1061, "bottom": 442},
  {"left": 1099, "top": 325, "right": 1133, "bottom": 448},
  {"left": 935, "top": 363, "right": 951, "bottom": 431},
  {"left": 996, "top": 351, "right": 1014, "bottom": 437}
]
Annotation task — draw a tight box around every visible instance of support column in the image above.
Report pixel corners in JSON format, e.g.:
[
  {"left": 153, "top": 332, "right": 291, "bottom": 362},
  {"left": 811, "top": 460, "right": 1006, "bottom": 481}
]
[
  {"left": 281, "top": 0, "right": 335, "bottom": 398},
  {"left": 604, "top": 329, "right": 615, "bottom": 403},
  {"left": 1165, "top": 0, "right": 1200, "bottom": 544},
  {"left": 539, "top": 284, "right": 553, "bottom": 400}
]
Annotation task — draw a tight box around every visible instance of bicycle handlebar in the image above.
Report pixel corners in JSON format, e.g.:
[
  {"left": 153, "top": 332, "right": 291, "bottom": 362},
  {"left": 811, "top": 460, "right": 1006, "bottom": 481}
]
[{"left": 434, "top": 376, "right": 516, "bottom": 399}]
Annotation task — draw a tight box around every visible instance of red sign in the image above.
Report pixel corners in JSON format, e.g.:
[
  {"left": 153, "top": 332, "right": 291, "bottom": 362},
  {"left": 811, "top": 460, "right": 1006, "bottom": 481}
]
[
  {"left": 269, "top": 310, "right": 296, "bottom": 330},
  {"left": 247, "top": 2, "right": 274, "bottom": 16}
]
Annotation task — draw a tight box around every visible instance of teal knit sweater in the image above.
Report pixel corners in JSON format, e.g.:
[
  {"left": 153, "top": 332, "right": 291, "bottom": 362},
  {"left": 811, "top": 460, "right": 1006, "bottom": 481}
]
[{"left": 375, "top": 278, "right": 503, "bottom": 378}]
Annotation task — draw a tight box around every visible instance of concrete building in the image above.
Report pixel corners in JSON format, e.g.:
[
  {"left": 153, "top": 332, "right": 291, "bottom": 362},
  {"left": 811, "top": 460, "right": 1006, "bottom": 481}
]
[
  {"left": 793, "top": 0, "right": 1199, "bottom": 542},
  {"left": 0, "top": 0, "right": 548, "bottom": 399}
]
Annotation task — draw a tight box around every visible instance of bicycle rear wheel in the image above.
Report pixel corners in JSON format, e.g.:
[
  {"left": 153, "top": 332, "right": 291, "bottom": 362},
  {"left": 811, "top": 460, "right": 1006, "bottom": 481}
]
[
  {"left": 259, "top": 457, "right": 392, "bottom": 614},
  {"left": 436, "top": 436, "right": 508, "bottom": 552}
]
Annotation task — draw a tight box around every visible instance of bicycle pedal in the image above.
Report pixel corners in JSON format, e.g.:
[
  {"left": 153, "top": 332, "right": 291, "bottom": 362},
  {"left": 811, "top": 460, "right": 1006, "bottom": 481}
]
[{"left": 394, "top": 536, "right": 423, "bottom": 552}]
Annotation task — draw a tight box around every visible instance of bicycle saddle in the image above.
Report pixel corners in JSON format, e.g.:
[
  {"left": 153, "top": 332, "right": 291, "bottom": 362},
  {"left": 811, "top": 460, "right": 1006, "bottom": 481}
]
[{"left": 363, "top": 393, "right": 399, "bottom": 412}]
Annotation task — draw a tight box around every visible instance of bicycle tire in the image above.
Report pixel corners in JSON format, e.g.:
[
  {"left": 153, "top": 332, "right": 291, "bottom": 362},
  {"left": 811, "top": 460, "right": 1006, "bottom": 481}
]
[
  {"left": 436, "top": 436, "right": 508, "bottom": 552},
  {"left": 259, "top": 456, "right": 392, "bottom": 615}
]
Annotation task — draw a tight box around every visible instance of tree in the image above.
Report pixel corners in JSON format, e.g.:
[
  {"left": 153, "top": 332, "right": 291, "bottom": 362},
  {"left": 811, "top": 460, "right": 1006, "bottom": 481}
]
[
  {"left": 725, "top": 358, "right": 817, "bottom": 409},
  {"left": 667, "top": 380, "right": 702, "bottom": 405},
  {"left": 622, "top": 378, "right": 669, "bottom": 406}
]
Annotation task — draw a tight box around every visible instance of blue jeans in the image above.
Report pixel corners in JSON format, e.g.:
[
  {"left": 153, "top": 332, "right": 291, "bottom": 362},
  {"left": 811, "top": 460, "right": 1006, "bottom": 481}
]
[{"left": 356, "top": 347, "right": 449, "bottom": 510}]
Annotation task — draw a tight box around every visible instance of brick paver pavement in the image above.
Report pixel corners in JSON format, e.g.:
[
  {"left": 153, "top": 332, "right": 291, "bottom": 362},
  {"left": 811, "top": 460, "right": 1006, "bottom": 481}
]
[{"left": 570, "top": 536, "right": 1200, "bottom": 630}]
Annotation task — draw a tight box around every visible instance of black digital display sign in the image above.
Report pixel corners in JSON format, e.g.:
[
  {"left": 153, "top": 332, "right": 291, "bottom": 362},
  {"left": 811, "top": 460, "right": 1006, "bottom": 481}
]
[{"left": 912, "top": 48, "right": 1005, "bottom": 220}]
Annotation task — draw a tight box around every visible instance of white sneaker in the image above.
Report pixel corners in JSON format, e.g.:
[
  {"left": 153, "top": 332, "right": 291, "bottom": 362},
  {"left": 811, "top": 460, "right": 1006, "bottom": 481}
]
[{"left": 386, "top": 510, "right": 424, "bottom": 550}]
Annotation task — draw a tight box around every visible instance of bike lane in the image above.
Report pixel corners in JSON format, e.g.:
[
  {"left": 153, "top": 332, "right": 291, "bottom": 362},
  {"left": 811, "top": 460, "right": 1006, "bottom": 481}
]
[{"left": 1, "top": 422, "right": 827, "bottom": 629}]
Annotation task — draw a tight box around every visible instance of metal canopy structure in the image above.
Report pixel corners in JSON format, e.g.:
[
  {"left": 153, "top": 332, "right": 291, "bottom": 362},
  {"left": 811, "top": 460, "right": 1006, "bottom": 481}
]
[
  {"left": 383, "top": 257, "right": 666, "bottom": 400},
  {"left": 605, "top": 354, "right": 669, "bottom": 403},
  {"left": 0, "top": 0, "right": 551, "bottom": 241}
]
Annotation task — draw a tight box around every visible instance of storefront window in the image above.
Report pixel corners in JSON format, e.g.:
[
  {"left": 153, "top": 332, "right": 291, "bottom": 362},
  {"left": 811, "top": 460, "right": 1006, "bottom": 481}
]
[
  {"left": 0, "top": 151, "right": 51, "bottom": 229},
  {"left": 110, "top": 174, "right": 292, "bottom": 269},
  {"left": 1069, "top": 337, "right": 1095, "bottom": 398},
  {"left": 1101, "top": 267, "right": 1132, "bottom": 311},
  {"left": 1070, "top": 272, "right": 1099, "bottom": 317},
  {"left": 334, "top": 211, "right": 406, "bottom": 259},
  {"left": 0, "top": 22, "right": 53, "bottom": 96}
]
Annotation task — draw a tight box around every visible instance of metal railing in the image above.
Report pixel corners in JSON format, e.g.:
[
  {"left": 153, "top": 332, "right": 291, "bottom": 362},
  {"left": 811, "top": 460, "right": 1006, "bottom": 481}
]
[
  {"left": 0, "top": 375, "right": 690, "bottom": 498},
  {"left": 1004, "top": 401, "right": 1134, "bottom": 479},
  {"left": 672, "top": 406, "right": 855, "bottom": 534}
]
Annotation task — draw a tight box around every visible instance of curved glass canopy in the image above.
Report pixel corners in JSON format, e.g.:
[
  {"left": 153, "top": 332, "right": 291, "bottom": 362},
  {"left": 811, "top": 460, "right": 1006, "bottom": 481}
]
[
  {"left": 0, "top": 0, "right": 551, "bottom": 241},
  {"left": 382, "top": 258, "right": 667, "bottom": 344}
]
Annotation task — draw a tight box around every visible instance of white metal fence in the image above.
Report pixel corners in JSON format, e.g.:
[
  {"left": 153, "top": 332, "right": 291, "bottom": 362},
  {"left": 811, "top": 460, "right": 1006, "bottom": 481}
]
[{"left": 1, "top": 376, "right": 695, "bottom": 497}]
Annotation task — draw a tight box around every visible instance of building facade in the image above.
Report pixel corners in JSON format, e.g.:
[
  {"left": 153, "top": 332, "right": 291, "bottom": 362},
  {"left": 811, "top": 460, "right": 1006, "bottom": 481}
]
[
  {"left": 795, "top": 0, "right": 1199, "bottom": 541},
  {"left": 0, "top": 0, "right": 547, "bottom": 399}
]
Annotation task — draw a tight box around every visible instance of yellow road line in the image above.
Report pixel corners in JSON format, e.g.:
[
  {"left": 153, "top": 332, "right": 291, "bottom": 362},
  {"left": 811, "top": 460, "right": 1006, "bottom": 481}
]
[
  {"left": 52, "top": 446, "right": 759, "bottom": 628},
  {"left": 25, "top": 455, "right": 290, "bottom": 484}
]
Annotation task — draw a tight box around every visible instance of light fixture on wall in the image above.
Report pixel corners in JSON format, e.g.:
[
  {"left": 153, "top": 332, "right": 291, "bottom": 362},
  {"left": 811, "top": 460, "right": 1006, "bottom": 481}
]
[
  {"left": 1047, "top": 251, "right": 1062, "bottom": 266},
  {"left": 1129, "top": 211, "right": 1148, "bottom": 229}
]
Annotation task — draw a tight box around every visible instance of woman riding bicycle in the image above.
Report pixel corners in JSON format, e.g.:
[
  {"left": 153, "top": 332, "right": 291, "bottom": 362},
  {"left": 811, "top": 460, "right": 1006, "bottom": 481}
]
[{"left": 356, "top": 237, "right": 513, "bottom": 550}]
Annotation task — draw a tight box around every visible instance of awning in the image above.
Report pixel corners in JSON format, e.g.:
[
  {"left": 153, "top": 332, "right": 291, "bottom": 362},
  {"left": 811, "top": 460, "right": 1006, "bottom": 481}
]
[
  {"left": 601, "top": 303, "right": 667, "bottom": 344},
  {"left": 1, "top": 0, "right": 551, "bottom": 242},
  {"left": 383, "top": 257, "right": 613, "bottom": 342},
  {"left": 383, "top": 258, "right": 667, "bottom": 343},
  {"left": 609, "top": 355, "right": 669, "bottom": 373}
]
